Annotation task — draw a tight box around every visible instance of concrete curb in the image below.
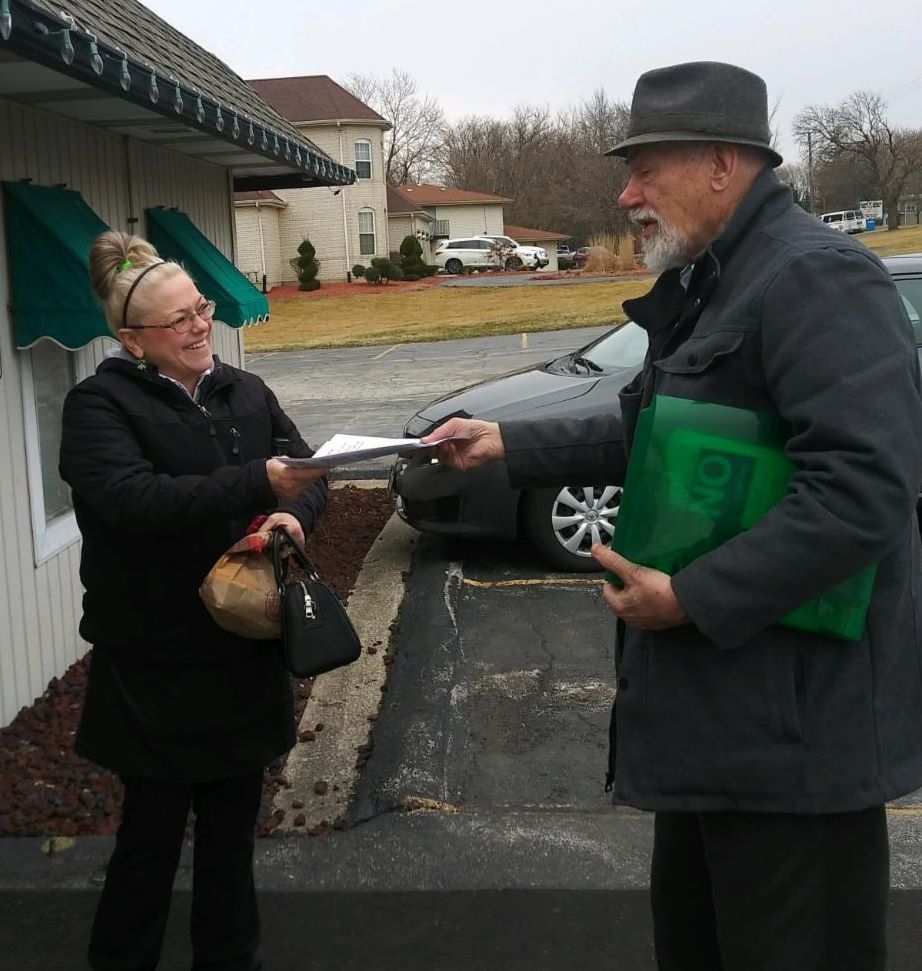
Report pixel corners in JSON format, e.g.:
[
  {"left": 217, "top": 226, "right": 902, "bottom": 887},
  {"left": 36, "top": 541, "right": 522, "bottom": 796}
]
[{"left": 272, "top": 513, "right": 418, "bottom": 830}]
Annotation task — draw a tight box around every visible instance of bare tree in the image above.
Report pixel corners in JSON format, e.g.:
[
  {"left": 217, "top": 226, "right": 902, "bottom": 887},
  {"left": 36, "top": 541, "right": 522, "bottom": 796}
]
[
  {"left": 438, "top": 89, "right": 631, "bottom": 242},
  {"left": 342, "top": 69, "right": 445, "bottom": 185},
  {"left": 794, "top": 92, "right": 922, "bottom": 229},
  {"left": 775, "top": 161, "right": 812, "bottom": 210}
]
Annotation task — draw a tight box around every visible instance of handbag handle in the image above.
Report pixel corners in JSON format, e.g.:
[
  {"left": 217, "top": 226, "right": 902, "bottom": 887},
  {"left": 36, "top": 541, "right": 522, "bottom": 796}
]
[{"left": 271, "top": 524, "right": 320, "bottom": 587}]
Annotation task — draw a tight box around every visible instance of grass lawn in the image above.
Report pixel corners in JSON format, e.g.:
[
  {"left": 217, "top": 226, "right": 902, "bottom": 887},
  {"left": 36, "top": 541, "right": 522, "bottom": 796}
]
[
  {"left": 242, "top": 226, "right": 922, "bottom": 354},
  {"left": 858, "top": 224, "right": 922, "bottom": 257},
  {"left": 244, "top": 278, "right": 654, "bottom": 352}
]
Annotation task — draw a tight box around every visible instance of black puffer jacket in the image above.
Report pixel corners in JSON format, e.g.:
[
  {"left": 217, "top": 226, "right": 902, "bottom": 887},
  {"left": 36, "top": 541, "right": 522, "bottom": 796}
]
[{"left": 60, "top": 355, "right": 327, "bottom": 782}]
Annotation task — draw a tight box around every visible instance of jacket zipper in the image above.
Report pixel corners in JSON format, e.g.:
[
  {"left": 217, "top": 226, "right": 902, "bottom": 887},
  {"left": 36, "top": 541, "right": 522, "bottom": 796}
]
[{"left": 197, "top": 403, "right": 227, "bottom": 466}]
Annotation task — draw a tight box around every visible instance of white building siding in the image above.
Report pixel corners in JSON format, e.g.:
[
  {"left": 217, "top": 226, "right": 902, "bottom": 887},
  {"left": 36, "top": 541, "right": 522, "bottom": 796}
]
[
  {"left": 235, "top": 204, "right": 284, "bottom": 289},
  {"left": 431, "top": 203, "right": 505, "bottom": 240},
  {"left": 0, "top": 96, "right": 244, "bottom": 725},
  {"left": 387, "top": 215, "right": 434, "bottom": 264}
]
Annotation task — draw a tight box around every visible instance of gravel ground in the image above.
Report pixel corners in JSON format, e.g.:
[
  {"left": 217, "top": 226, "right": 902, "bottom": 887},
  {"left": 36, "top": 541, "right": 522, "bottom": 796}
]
[{"left": 0, "top": 486, "right": 395, "bottom": 839}]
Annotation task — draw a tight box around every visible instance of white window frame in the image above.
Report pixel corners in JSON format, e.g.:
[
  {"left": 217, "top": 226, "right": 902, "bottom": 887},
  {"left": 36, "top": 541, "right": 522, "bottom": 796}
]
[
  {"left": 19, "top": 347, "right": 80, "bottom": 565},
  {"left": 354, "top": 139, "right": 372, "bottom": 180},
  {"left": 358, "top": 208, "right": 376, "bottom": 256}
]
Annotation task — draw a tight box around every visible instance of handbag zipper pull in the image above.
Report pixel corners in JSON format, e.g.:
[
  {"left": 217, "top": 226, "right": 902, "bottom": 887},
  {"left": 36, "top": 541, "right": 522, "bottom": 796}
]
[
  {"left": 230, "top": 427, "right": 241, "bottom": 456},
  {"left": 300, "top": 582, "right": 316, "bottom": 620}
]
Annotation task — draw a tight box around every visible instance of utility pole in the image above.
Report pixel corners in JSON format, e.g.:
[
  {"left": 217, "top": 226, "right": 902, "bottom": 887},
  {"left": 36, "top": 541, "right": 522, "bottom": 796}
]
[{"left": 807, "top": 132, "right": 817, "bottom": 215}]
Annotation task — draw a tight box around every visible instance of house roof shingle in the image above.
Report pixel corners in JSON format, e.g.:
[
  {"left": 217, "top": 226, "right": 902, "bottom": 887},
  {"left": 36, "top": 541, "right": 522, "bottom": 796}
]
[
  {"left": 26, "top": 0, "right": 325, "bottom": 152},
  {"left": 504, "top": 224, "right": 570, "bottom": 242},
  {"left": 3, "top": 0, "right": 353, "bottom": 187},
  {"left": 399, "top": 184, "right": 514, "bottom": 206},
  {"left": 387, "top": 185, "right": 425, "bottom": 214},
  {"left": 247, "top": 76, "right": 388, "bottom": 127}
]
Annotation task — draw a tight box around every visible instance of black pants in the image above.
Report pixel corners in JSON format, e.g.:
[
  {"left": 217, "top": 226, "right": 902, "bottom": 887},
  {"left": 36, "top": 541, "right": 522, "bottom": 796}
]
[
  {"left": 651, "top": 806, "right": 889, "bottom": 971},
  {"left": 88, "top": 770, "right": 264, "bottom": 971}
]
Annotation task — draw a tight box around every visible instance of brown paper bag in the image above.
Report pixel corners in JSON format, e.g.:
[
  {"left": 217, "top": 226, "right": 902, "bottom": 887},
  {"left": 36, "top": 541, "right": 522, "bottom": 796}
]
[{"left": 199, "top": 532, "right": 281, "bottom": 640}]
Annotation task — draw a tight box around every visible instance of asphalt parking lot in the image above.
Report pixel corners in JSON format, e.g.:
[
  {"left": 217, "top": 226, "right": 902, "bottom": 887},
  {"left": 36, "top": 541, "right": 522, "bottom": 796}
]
[{"left": 247, "top": 325, "right": 613, "bottom": 475}]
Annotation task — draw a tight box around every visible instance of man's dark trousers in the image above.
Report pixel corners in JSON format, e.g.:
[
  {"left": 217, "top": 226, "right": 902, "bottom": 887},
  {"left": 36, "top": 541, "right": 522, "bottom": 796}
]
[
  {"left": 88, "top": 770, "right": 264, "bottom": 971},
  {"left": 651, "top": 806, "right": 889, "bottom": 971}
]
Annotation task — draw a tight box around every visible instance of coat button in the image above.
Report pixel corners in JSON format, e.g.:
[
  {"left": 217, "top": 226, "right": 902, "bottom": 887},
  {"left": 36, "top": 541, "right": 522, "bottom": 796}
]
[
  {"left": 687, "top": 353, "right": 698, "bottom": 366},
  {"left": 618, "top": 677, "right": 629, "bottom": 690}
]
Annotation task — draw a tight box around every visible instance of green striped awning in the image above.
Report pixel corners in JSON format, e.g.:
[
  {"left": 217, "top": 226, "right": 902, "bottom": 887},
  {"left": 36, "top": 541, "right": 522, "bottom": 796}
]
[
  {"left": 146, "top": 208, "right": 268, "bottom": 327},
  {"left": 2, "top": 182, "right": 110, "bottom": 350}
]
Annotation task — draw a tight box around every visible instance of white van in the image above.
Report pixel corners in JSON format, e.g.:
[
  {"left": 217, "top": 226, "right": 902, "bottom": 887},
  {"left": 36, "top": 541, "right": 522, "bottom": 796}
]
[{"left": 820, "top": 210, "right": 867, "bottom": 234}]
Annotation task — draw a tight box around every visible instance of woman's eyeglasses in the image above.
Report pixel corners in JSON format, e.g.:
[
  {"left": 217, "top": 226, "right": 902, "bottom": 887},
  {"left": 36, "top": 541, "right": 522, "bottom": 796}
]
[{"left": 127, "top": 299, "right": 217, "bottom": 334}]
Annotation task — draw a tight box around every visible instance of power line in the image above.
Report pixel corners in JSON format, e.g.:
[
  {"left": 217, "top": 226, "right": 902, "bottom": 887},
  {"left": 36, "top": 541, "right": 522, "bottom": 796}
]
[{"left": 887, "top": 75, "right": 922, "bottom": 103}]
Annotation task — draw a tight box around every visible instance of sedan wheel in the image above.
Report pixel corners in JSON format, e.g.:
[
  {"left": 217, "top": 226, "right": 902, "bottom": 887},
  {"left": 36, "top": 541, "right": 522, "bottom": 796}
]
[
  {"left": 445, "top": 258, "right": 464, "bottom": 275},
  {"left": 522, "top": 485, "right": 622, "bottom": 572}
]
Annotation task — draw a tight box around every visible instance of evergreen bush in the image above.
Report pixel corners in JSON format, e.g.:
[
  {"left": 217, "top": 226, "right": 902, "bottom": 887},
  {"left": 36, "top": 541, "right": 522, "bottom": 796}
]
[
  {"left": 399, "top": 235, "right": 429, "bottom": 282},
  {"left": 296, "top": 238, "right": 320, "bottom": 291},
  {"left": 371, "top": 256, "right": 402, "bottom": 283},
  {"left": 364, "top": 266, "right": 381, "bottom": 284},
  {"left": 352, "top": 263, "right": 366, "bottom": 278}
]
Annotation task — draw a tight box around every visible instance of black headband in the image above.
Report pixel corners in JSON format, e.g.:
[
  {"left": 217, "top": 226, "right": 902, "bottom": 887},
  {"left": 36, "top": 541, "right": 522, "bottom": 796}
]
[{"left": 121, "top": 260, "right": 166, "bottom": 328}]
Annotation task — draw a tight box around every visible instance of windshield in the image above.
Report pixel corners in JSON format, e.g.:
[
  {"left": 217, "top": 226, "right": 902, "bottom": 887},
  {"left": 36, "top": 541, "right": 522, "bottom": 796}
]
[
  {"left": 575, "top": 321, "right": 648, "bottom": 371},
  {"left": 895, "top": 278, "right": 922, "bottom": 345}
]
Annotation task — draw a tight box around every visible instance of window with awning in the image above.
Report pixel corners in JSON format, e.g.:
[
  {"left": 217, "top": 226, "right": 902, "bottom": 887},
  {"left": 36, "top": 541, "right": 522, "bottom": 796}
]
[
  {"left": 2, "top": 181, "right": 110, "bottom": 350},
  {"left": 146, "top": 208, "right": 269, "bottom": 327}
]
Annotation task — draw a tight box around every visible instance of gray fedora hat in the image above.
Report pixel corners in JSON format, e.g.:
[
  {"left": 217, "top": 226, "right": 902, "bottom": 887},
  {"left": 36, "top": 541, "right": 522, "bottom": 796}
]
[{"left": 606, "top": 61, "right": 782, "bottom": 167}]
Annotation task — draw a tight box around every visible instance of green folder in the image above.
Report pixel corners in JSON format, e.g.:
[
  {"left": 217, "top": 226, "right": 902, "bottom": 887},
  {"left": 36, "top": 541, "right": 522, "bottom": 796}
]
[{"left": 610, "top": 395, "right": 876, "bottom": 641}]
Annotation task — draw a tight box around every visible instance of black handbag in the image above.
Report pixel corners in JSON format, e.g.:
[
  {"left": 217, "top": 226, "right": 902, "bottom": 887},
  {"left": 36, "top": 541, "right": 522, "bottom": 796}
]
[{"left": 271, "top": 525, "right": 362, "bottom": 678}]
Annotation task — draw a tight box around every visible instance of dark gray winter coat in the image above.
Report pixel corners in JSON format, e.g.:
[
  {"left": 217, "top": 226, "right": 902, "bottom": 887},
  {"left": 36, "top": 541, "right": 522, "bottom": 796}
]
[{"left": 503, "top": 169, "right": 922, "bottom": 813}]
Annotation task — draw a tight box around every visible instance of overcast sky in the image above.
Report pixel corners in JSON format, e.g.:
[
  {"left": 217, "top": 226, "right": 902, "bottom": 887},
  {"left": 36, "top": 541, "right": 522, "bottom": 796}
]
[{"left": 144, "top": 0, "right": 922, "bottom": 165}]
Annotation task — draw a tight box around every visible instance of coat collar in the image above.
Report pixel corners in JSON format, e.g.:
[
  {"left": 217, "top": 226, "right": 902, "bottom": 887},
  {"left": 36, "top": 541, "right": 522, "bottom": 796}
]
[{"left": 98, "top": 353, "right": 240, "bottom": 402}]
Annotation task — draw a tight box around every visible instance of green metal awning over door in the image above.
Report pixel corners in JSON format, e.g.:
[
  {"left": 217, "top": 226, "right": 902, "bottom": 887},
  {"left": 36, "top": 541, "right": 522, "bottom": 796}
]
[
  {"left": 2, "top": 182, "right": 110, "bottom": 350},
  {"left": 146, "top": 208, "right": 268, "bottom": 327}
]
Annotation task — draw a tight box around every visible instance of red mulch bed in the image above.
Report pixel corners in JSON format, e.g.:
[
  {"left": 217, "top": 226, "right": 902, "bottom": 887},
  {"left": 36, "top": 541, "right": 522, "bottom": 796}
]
[{"left": 0, "top": 486, "right": 395, "bottom": 838}]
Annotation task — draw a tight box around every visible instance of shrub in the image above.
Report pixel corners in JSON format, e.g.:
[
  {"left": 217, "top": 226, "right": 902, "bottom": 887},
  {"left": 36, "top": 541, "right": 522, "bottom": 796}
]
[
  {"left": 558, "top": 257, "right": 576, "bottom": 271},
  {"left": 424, "top": 264, "right": 439, "bottom": 277},
  {"left": 584, "top": 233, "right": 636, "bottom": 273},
  {"left": 399, "top": 235, "right": 429, "bottom": 280},
  {"left": 364, "top": 266, "right": 381, "bottom": 283},
  {"left": 371, "top": 256, "right": 402, "bottom": 283},
  {"left": 296, "top": 238, "right": 320, "bottom": 291},
  {"left": 352, "top": 263, "right": 366, "bottom": 278}
]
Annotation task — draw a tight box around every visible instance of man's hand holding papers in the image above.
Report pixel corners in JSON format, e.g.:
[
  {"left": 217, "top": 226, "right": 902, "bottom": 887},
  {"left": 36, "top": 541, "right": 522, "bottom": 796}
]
[{"left": 420, "top": 418, "right": 505, "bottom": 471}]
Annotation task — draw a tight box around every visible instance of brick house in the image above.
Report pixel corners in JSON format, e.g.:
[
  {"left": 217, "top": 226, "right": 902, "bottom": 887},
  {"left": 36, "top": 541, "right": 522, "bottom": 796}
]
[{"left": 236, "top": 76, "right": 390, "bottom": 285}]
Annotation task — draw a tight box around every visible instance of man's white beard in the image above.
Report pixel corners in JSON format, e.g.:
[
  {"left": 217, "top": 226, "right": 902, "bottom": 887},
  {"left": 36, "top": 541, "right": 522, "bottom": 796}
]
[{"left": 630, "top": 208, "right": 691, "bottom": 274}]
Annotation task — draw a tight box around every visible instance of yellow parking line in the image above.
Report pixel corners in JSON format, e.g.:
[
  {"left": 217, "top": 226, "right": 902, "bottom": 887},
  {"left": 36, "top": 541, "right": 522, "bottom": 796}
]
[
  {"left": 462, "top": 577, "right": 604, "bottom": 589},
  {"left": 887, "top": 805, "right": 922, "bottom": 815}
]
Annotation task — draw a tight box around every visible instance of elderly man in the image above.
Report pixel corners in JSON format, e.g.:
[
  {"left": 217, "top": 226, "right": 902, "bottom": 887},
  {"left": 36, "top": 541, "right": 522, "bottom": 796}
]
[{"left": 424, "top": 62, "right": 922, "bottom": 970}]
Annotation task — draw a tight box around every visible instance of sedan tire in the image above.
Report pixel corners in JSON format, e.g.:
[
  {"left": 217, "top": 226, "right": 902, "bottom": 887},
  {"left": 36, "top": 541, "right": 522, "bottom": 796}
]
[{"left": 521, "top": 484, "right": 622, "bottom": 572}]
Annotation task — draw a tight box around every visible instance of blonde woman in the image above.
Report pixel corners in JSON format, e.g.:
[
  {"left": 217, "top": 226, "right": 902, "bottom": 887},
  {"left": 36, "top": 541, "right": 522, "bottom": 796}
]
[{"left": 60, "top": 231, "right": 328, "bottom": 971}]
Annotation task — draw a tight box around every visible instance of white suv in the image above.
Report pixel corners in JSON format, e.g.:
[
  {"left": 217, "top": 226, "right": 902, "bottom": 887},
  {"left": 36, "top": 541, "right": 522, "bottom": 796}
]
[
  {"left": 433, "top": 237, "right": 503, "bottom": 274},
  {"left": 481, "top": 235, "right": 550, "bottom": 270}
]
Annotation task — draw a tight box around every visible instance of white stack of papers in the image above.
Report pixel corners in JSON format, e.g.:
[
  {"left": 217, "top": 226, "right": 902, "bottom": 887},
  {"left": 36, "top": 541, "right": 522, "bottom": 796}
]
[{"left": 279, "top": 433, "right": 464, "bottom": 469}]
